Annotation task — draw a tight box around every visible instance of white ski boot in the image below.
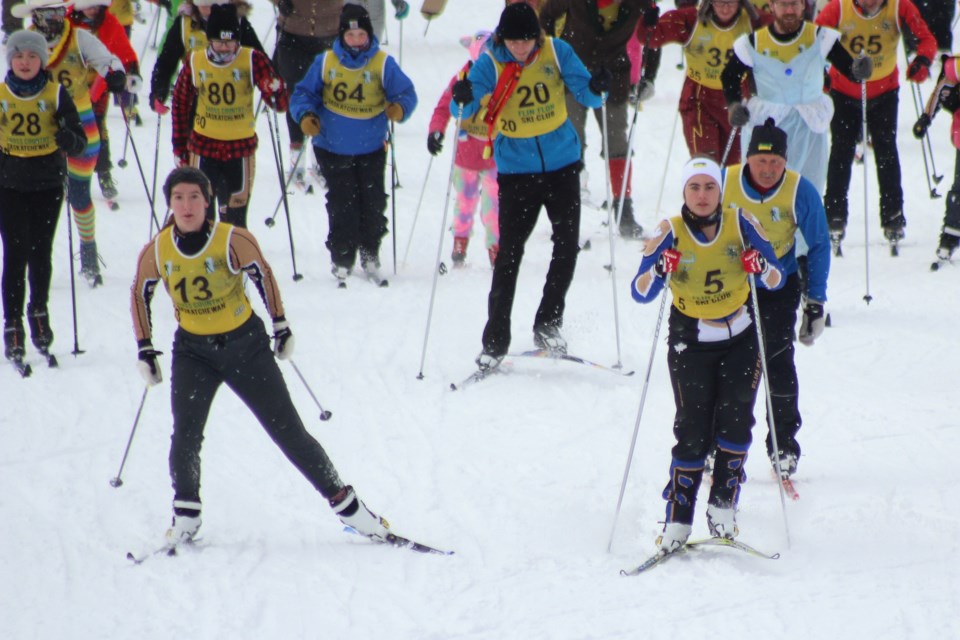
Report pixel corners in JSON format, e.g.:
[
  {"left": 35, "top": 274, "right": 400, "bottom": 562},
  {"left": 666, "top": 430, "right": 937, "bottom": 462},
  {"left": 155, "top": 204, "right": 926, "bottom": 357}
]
[
  {"left": 331, "top": 486, "right": 389, "bottom": 542},
  {"left": 656, "top": 522, "right": 692, "bottom": 554},
  {"left": 166, "top": 514, "right": 202, "bottom": 545},
  {"left": 706, "top": 504, "right": 738, "bottom": 540}
]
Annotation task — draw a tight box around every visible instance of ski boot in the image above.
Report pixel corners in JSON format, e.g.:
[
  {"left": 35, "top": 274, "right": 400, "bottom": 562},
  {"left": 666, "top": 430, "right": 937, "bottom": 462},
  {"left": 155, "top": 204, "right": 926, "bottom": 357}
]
[
  {"left": 656, "top": 522, "right": 692, "bottom": 554},
  {"left": 769, "top": 449, "right": 798, "bottom": 480},
  {"left": 475, "top": 351, "right": 504, "bottom": 373},
  {"left": 931, "top": 233, "right": 958, "bottom": 271},
  {"left": 533, "top": 323, "right": 567, "bottom": 355},
  {"left": 706, "top": 504, "right": 738, "bottom": 540},
  {"left": 360, "top": 251, "right": 388, "bottom": 287},
  {"left": 451, "top": 237, "right": 468, "bottom": 267},
  {"left": 98, "top": 171, "right": 119, "bottom": 210},
  {"left": 4, "top": 322, "right": 26, "bottom": 361},
  {"left": 615, "top": 198, "right": 643, "bottom": 240},
  {"left": 79, "top": 241, "right": 103, "bottom": 287},
  {"left": 330, "top": 485, "right": 390, "bottom": 542},
  {"left": 27, "top": 304, "right": 53, "bottom": 350},
  {"left": 881, "top": 211, "right": 906, "bottom": 256},
  {"left": 331, "top": 264, "right": 351, "bottom": 288},
  {"left": 166, "top": 514, "right": 202, "bottom": 545},
  {"left": 829, "top": 229, "right": 844, "bottom": 257}
]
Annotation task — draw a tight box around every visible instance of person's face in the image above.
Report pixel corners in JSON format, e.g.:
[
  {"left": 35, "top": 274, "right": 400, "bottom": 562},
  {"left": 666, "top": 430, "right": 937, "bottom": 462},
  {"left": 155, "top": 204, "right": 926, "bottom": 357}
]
[
  {"left": 857, "top": 0, "right": 883, "bottom": 14},
  {"left": 770, "top": 0, "right": 805, "bottom": 32},
  {"left": 505, "top": 38, "right": 536, "bottom": 62},
  {"left": 712, "top": 0, "right": 740, "bottom": 23},
  {"left": 170, "top": 183, "right": 209, "bottom": 233},
  {"left": 343, "top": 28, "right": 369, "bottom": 49},
  {"left": 10, "top": 50, "right": 42, "bottom": 81},
  {"left": 683, "top": 175, "right": 722, "bottom": 217},
  {"left": 746, "top": 153, "right": 787, "bottom": 190},
  {"left": 209, "top": 38, "right": 238, "bottom": 55}
]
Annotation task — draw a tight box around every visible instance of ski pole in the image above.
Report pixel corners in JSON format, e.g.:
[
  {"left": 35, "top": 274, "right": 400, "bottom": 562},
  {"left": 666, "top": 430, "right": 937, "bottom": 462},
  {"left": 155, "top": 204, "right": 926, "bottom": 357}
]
[
  {"left": 607, "top": 273, "right": 671, "bottom": 552},
  {"left": 109, "top": 386, "right": 150, "bottom": 488},
  {"left": 389, "top": 124, "right": 399, "bottom": 275},
  {"left": 63, "top": 182, "right": 84, "bottom": 357},
  {"left": 720, "top": 125, "right": 740, "bottom": 166},
  {"left": 747, "top": 271, "right": 792, "bottom": 548},
  {"left": 149, "top": 114, "right": 162, "bottom": 239},
  {"left": 288, "top": 360, "right": 332, "bottom": 421},
  {"left": 138, "top": 4, "right": 160, "bottom": 66},
  {"left": 120, "top": 114, "right": 162, "bottom": 233},
  {"left": 909, "top": 82, "right": 940, "bottom": 198},
  {"left": 266, "top": 108, "right": 303, "bottom": 281},
  {"left": 861, "top": 76, "right": 873, "bottom": 304},
  {"left": 912, "top": 82, "right": 943, "bottom": 184},
  {"left": 600, "top": 97, "right": 624, "bottom": 370},
  {"left": 416, "top": 106, "right": 464, "bottom": 380},
  {"left": 265, "top": 144, "right": 308, "bottom": 227},
  {"left": 402, "top": 155, "right": 434, "bottom": 268},
  {"left": 653, "top": 109, "right": 681, "bottom": 216}
]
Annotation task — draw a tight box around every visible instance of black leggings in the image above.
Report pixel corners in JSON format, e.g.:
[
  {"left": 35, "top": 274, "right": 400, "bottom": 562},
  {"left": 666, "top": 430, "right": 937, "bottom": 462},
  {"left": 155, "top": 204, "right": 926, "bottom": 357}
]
[
  {"left": 274, "top": 31, "right": 335, "bottom": 148},
  {"left": 0, "top": 187, "right": 62, "bottom": 325},
  {"left": 169, "top": 315, "right": 343, "bottom": 505}
]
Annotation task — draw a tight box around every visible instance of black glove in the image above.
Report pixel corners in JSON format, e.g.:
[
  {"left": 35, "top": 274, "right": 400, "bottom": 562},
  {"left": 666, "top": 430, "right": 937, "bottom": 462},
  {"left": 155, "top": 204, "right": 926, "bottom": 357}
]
[
  {"left": 798, "top": 300, "right": 825, "bottom": 346},
  {"left": 635, "top": 79, "right": 655, "bottom": 103},
  {"left": 589, "top": 67, "right": 613, "bottom": 95},
  {"left": 272, "top": 319, "right": 294, "bottom": 360},
  {"left": 913, "top": 113, "right": 931, "bottom": 139},
  {"left": 427, "top": 131, "right": 444, "bottom": 156},
  {"left": 452, "top": 78, "right": 473, "bottom": 106},
  {"left": 643, "top": 5, "right": 660, "bottom": 27},
  {"left": 106, "top": 70, "right": 127, "bottom": 94},
  {"left": 851, "top": 56, "right": 873, "bottom": 82},
  {"left": 137, "top": 344, "right": 163, "bottom": 386},
  {"left": 728, "top": 102, "right": 750, "bottom": 127},
  {"left": 55, "top": 127, "right": 84, "bottom": 155},
  {"left": 906, "top": 55, "right": 931, "bottom": 82}
]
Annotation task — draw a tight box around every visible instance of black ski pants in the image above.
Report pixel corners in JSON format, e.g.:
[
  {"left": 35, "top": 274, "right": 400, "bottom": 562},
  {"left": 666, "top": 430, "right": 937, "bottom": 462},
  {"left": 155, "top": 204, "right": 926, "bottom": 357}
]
[
  {"left": 169, "top": 315, "right": 344, "bottom": 506},
  {"left": 755, "top": 272, "right": 803, "bottom": 459},
  {"left": 274, "top": 31, "right": 336, "bottom": 149},
  {"left": 481, "top": 163, "right": 581, "bottom": 356},
  {"left": 192, "top": 154, "right": 256, "bottom": 229},
  {"left": 0, "top": 186, "right": 62, "bottom": 325},
  {"left": 824, "top": 89, "right": 904, "bottom": 232},
  {"left": 315, "top": 146, "right": 388, "bottom": 269},
  {"left": 940, "top": 149, "right": 960, "bottom": 243}
]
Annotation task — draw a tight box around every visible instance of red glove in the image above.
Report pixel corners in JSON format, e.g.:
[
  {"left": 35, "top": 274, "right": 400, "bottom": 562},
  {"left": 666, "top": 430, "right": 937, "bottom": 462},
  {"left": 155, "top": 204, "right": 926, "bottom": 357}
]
[
  {"left": 152, "top": 98, "right": 170, "bottom": 115},
  {"left": 907, "top": 56, "right": 931, "bottom": 83},
  {"left": 654, "top": 248, "right": 681, "bottom": 277},
  {"left": 740, "top": 248, "right": 767, "bottom": 274}
]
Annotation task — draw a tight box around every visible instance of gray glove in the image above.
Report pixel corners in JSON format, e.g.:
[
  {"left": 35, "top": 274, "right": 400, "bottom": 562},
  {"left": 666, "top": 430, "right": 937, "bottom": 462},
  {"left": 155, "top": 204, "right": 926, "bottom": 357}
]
[
  {"left": 798, "top": 300, "right": 825, "bottom": 346},
  {"left": 728, "top": 102, "right": 750, "bottom": 127},
  {"left": 851, "top": 56, "right": 874, "bottom": 82},
  {"left": 635, "top": 79, "right": 655, "bottom": 103}
]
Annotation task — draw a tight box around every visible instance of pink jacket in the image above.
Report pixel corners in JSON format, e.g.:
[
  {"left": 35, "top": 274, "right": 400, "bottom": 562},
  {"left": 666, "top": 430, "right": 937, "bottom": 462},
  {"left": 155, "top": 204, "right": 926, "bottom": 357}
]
[{"left": 429, "top": 64, "right": 496, "bottom": 173}]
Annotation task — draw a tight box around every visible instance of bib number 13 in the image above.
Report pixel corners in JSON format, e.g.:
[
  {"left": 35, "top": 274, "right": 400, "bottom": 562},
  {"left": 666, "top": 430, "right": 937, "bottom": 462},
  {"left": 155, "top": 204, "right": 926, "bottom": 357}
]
[{"left": 174, "top": 276, "right": 212, "bottom": 303}]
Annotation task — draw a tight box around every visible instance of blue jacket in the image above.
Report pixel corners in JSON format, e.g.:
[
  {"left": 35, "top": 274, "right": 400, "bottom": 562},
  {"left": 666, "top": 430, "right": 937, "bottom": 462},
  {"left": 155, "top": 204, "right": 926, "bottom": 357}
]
[
  {"left": 451, "top": 37, "right": 603, "bottom": 175},
  {"left": 722, "top": 168, "right": 830, "bottom": 302},
  {"left": 290, "top": 37, "right": 417, "bottom": 156},
  {"left": 631, "top": 210, "right": 786, "bottom": 305}
]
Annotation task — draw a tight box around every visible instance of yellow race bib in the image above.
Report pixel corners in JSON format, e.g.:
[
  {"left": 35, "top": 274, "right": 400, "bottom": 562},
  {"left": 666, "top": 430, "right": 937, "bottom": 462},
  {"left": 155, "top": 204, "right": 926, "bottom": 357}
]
[
  {"left": 685, "top": 11, "right": 754, "bottom": 90},
  {"left": 0, "top": 81, "right": 61, "bottom": 157},
  {"left": 722, "top": 164, "right": 800, "bottom": 259},
  {"left": 490, "top": 38, "right": 568, "bottom": 138},
  {"left": 668, "top": 209, "right": 749, "bottom": 319},
  {"left": 45, "top": 24, "right": 92, "bottom": 111},
  {"left": 754, "top": 22, "right": 818, "bottom": 63},
  {"left": 191, "top": 48, "right": 256, "bottom": 141},
  {"left": 322, "top": 49, "right": 388, "bottom": 120},
  {"left": 836, "top": 0, "right": 900, "bottom": 80},
  {"left": 155, "top": 222, "right": 252, "bottom": 335}
]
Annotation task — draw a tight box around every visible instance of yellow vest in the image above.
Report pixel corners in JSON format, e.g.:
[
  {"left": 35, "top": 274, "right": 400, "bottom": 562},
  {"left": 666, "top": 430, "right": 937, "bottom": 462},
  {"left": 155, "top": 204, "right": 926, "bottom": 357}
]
[
  {"left": 722, "top": 165, "right": 799, "bottom": 259},
  {"left": 191, "top": 48, "right": 256, "bottom": 141},
  {"left": 45, "top": 24, "right": 93, "bottom": 111},
  {"left": 836, "top": 0, "right": 900, "bottom": 80},
  {"left": 155, "top": 222, "right": 252, "bottom": 335},
  {"left": 0, "top": 81, "right": 61, "bottom": 157},
  {"left": 183, "top": 17, "right": 209, "bottom": 54},
  {"left": 685, "top": 11, "right": 754, "bottom": 90},
  {"left": 753, "top": 22, "right": 817, "bottom": 63},
  {"left": 668, "top": 208, "right": 749, "bottom": 319},
  {"left": 750, "top": 0, "right": 771, "bottom": 12},
  {"left": 489, "top": 38, "right": 568, "bottom": 138},
  {"left": 108, "top": 0, "right": 134, "bottom": 28},
  {"left": 321, "top": 49, "right": 388, "bottom": 119}
]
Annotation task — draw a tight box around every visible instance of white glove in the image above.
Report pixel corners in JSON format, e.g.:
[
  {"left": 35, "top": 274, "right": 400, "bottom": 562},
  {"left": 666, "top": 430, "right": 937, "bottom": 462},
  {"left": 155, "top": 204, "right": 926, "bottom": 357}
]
[
  {"left": 137, "top": 345, "right": 163, "bottom": 386},
  {"left": 272, "top": 319, "right": 294, "bottom": 360}
]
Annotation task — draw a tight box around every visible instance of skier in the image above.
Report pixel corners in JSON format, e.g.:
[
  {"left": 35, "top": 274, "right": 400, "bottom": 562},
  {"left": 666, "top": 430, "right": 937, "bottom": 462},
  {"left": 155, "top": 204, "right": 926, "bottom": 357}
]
[
  {"left": 816, "top": 0, "right": 936, "bottom": 252},
  {"left": 720, "top": 0, "right": 870, "bottom": 194},
  {"left": 427, "top": 30, "right": 500, "bottom": 268},
  {"left": 149, "top": 0, "right": 264, "bottom": 113},
  {"left": 635, "top": 0, "right": 772, "bottom": 166},
  {"left": 12, "top": 0, "right": 126, "bottom": 287},
  {"left": 170, "top": 2, "right": 287, "bottom": 228},
  {"left": 720, "top": 119, "right": 830, "bottom": 478},
  {"left": 630, "top": 156, "right": 784, "bottom": 552},
  {"left": 450, "top": 1, "right": 606, "bottom": 368},
  {"left": 68, "top": 0, "right": 141, "bottom": 207},
  {"left": 914, "top": 55, "right": 960, "bottom": 269},
  {"left": 130, "top": 167, "right": 401, "bottom": 547},
  {"left": 290, "top": 2, "right": 417, "bottom": 285},
  {"left": 270, "top": 0, "right": 340, "bottom": 188},
  {"left": 537, "top": 0, "right": 658, "bottom": 239},
  {"left": 0, "top": 30, "right": 87, "bottom": 367}
]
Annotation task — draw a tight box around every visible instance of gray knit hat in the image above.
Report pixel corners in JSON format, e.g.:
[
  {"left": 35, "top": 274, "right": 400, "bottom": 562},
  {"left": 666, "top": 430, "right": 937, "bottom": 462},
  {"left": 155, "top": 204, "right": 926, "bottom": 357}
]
[{"left": 5, "top": 30, "right": 49, "bottom": 68}]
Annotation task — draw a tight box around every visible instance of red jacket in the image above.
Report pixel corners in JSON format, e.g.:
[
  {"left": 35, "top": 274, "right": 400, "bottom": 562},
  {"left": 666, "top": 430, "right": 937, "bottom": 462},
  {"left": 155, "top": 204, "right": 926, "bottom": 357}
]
[
  {"left": 816, "top": 0, "right": 937, "bottom": 100},
  {"left": 69, "top": 9, "right": 138, "bottom": 103}
]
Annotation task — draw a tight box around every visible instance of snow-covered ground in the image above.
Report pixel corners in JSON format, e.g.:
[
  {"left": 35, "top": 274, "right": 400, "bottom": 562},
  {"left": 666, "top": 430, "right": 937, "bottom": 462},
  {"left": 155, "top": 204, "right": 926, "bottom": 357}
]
[{"left": 2, "top": 3, "right": 958, "bottom": 638}]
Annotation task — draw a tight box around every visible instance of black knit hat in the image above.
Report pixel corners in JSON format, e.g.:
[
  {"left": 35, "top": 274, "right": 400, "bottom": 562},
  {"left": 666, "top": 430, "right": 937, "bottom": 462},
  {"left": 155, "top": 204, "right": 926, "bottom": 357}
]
[
  {"left": 496, "top": 2, "right": 541, "bottom": 40},
  {"left": 339, "top": 2, "right": 374, "bottom": 41},
  {"left": 747, "top": 118, "right": 788, "bottom": 158},
  {"left": 205, "top": 2, "right": 239, "bottom": 41}
]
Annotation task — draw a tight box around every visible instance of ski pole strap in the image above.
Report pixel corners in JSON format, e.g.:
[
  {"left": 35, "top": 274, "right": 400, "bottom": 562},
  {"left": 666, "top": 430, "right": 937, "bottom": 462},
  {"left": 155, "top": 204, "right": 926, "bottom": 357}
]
[{"left": 482, "top": 60, "right": 524, "bottom": 159}]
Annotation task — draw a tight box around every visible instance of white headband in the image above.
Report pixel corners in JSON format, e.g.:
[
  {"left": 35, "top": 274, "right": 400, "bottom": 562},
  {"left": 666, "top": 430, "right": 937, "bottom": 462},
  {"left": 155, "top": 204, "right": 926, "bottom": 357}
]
[{"left": 681, "top": 157, "right": 723, "bottom": 191}]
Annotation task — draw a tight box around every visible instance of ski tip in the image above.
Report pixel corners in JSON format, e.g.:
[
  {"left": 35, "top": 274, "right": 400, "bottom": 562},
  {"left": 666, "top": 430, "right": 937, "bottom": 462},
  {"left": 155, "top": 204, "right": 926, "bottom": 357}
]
[
  {"left": 449, "top": 382, "right": 458, "bottom": 391},
  {"left": 379, "top": 280, "right": 389, "bottom": 288},
  {"left": 930, "top": 261, "right": 943, "bottom": 272},
  {"left": 337, "top": 281, "right": 347, "bottom": 289}
]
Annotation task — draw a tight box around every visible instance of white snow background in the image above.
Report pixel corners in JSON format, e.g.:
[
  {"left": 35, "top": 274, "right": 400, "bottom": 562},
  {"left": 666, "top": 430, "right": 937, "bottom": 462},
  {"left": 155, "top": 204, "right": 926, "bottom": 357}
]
[{"left": 2, "top": 2, "right": 957, "bottom": 638}]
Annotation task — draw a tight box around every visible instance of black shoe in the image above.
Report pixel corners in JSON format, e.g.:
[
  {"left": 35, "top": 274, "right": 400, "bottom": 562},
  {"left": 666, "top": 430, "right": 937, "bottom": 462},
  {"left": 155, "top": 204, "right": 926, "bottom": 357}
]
[
  {"left": 615, "top": 198, "right": 644, "bottom": 240},
  {"left": 26, "top": 304, "right": 53, "bottom": 350},
  {"left": 3, "top": 322, "right": 26, "bottom": 360},
  {"left": 98, "top": 171, "right": 118, "bottom": 200}
]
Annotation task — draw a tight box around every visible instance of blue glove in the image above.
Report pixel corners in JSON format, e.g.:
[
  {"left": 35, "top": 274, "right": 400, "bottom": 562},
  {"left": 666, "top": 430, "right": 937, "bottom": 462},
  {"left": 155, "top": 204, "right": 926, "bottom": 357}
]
[{"left": 392, "top": 0, "right": 410, "bottom": 19}]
